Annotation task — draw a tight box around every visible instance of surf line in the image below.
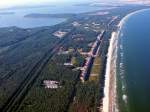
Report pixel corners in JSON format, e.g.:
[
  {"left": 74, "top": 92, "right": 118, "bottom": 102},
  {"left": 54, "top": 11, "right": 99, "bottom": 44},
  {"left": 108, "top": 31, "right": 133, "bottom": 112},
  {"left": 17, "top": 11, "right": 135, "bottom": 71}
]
[{"left": 102, "top": 8, "right": 150, "bottom": 112}]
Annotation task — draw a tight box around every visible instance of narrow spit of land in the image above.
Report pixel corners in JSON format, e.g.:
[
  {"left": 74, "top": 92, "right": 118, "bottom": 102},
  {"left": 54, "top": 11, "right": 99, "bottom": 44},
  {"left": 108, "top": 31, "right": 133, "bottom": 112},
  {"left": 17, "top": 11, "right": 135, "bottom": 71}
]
[{"left": 0, "top": 5, "right": 149, "bottom": 112}]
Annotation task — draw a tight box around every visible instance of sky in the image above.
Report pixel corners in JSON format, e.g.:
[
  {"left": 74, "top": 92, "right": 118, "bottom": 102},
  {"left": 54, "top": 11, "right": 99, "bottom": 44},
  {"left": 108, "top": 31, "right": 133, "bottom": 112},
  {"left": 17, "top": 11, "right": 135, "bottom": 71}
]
[
  {"left": 0, "top": 0, "right": 95, "bottom": 9},
  {"left": 0, "top": 0, "right": 78, "bottom": 9},
  {"left": 0, "top": 0, "right": 147, "bottom": 9},
  {"left": 0, "top": 0, "right": 55, "bottom": 8}
]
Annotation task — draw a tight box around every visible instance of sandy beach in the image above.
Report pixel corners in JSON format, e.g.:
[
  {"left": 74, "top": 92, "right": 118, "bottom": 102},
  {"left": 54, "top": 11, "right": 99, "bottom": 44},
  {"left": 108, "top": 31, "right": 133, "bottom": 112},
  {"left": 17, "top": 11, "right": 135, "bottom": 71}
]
[{"left": 102, "top": 31, "right": 119, "bottom": 112}]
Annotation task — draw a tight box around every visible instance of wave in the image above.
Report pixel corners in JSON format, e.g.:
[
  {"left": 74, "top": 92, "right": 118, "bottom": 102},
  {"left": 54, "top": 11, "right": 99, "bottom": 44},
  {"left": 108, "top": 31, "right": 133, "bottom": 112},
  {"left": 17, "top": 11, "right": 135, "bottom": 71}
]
[
  {"left": 102, "top": 8, "right": 150, "bottom": 112},
  {"left": 119, "top": 38, "right": 128, "bottom": 105}
]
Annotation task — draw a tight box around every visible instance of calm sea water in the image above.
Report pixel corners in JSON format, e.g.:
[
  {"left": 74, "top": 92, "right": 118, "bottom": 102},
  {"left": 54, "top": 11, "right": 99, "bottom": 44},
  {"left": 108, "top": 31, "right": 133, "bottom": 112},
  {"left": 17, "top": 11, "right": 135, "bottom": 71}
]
[
  {"left": 0, "top": 4, "right": 105, "bottom": 28},
  {"left": 117, "top": 9, "right": 150, "bottom": 112}
]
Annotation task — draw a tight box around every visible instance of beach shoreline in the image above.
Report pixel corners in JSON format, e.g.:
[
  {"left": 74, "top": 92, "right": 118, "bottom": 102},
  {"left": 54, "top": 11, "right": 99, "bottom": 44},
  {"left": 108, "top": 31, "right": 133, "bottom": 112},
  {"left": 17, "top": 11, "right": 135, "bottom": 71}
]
[{"left": 101, "top": 8, "right": 150, "bottom": 112}]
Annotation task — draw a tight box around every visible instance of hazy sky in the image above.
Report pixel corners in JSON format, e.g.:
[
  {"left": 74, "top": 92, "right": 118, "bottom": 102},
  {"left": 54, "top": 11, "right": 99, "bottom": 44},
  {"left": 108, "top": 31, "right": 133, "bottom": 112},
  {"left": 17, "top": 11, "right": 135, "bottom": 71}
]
[
  {"left": 0, "top": 0, "right": 55, "bottom": 8},
  {"left": 0, "top": 0, "right": 144, "bottom": 9},
  {"left": 0, "top": 0, "right": 94, "bottom": 8},
  {"left": 0, "top": 0, "right": 96, "bottom": 9}
]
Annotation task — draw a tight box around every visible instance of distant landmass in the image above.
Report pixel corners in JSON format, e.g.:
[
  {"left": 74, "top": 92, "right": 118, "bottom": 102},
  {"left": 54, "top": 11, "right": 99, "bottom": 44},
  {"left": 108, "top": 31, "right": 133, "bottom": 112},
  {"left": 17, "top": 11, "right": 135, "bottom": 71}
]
[
  {"left": 74, "top": 3, "right": 119, "bottom": 7},
  {"left": 0, "top": 5, "right": 56, "bottom": 10},
  {"left": 0, "top": 12, "right": 15, "bottom": 15},
  {"left": 24, "top": 13, "right": 76, "bottom": 18}
]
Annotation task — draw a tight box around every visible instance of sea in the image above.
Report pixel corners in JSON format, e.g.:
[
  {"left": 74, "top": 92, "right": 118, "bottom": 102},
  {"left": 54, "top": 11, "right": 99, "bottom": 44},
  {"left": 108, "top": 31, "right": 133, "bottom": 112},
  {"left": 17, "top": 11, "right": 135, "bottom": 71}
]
[
  {"left": 0, "top": 3, "right": 107, "bottom": 28},
  {"left": 116, "top": 9, "right": 150, "bottom": 112}
]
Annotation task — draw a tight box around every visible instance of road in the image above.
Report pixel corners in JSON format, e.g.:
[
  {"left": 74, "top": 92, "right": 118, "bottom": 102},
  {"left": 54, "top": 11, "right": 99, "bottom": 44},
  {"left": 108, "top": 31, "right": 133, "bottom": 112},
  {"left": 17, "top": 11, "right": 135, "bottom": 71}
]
[
  {"left": 1, "top": 28, "right": 74, "bottom": 112},
  {"left": 80, "top": 31, "right": 105, "bottom": 81}
]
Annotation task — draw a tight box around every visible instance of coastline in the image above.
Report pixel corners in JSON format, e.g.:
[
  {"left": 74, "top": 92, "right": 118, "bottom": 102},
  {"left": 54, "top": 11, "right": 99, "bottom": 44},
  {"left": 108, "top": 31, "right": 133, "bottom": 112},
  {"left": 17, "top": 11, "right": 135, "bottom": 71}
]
[
  {"left": 101, "top": 8, "right": 150, "bottom": 112},
  {"left": 102, "top": 31, "right": 119, "bottom": 112},
  {"left": 118, "top": 8, "right": 150, "bottom": 28}
]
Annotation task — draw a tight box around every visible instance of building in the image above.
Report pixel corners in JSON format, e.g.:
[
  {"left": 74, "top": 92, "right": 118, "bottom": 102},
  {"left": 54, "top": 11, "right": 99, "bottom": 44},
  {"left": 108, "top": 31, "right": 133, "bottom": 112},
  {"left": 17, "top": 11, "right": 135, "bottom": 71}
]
[{"left": 43, "top": 80, "right": 61, "bottom": 89}]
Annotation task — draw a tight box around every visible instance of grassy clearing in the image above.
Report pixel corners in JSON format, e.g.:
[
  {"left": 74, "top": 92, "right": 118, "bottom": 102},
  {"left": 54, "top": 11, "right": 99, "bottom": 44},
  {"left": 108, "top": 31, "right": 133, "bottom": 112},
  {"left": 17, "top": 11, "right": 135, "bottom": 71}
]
[{"left": 89, "top": 56, "right": 101, "bottom": 81}]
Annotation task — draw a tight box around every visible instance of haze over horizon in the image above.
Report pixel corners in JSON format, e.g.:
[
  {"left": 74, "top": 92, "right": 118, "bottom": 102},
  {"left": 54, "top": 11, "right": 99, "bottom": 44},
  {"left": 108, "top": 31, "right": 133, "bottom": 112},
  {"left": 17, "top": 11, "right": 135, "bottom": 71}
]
[
  {"left": 0, "top": 0, "right": 128, "bottom": 10},
  {"left": 0, "top": 0, "right": 148, "bottom": 10},
  {"left": 0, "top": 0, "right": 98, "bottom": 9}
]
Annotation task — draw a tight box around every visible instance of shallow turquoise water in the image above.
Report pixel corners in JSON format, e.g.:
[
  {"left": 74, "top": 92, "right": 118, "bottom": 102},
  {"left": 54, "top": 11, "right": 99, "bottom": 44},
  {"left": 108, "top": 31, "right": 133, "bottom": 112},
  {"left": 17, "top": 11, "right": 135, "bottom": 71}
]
[{"left": 117, "top": 9, "right": 150, "bottom": 112}]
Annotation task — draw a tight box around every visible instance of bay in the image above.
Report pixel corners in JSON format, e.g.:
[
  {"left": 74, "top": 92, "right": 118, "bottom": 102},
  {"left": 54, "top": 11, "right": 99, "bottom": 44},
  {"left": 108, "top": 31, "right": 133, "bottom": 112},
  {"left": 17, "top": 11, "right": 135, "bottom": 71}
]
[
  {"left": 117, "top": 9, "right": 150, "bottom": 112},
  {"left": 0, "top": 4, "right": 106, "bottom": 28}
]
